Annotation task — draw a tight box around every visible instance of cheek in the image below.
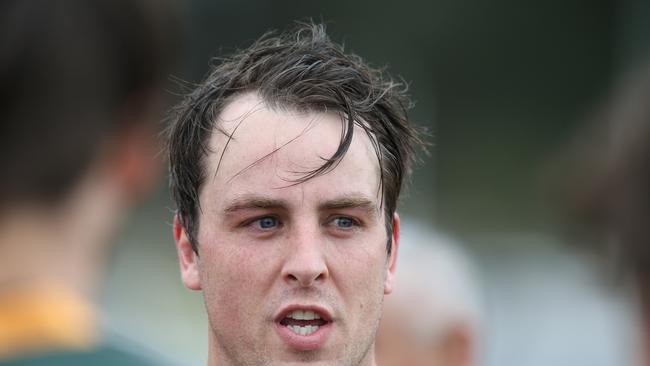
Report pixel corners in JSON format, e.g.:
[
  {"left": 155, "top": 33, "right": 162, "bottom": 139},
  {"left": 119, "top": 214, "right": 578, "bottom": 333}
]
[
  {"left": 330, "top": 240, "right": 388, "bottom": 311},
  {"left": 333, "top": 234, "right": 389, "bottom": 280},
  {"left": 198, "top": 244, "right": 278, "bottom": 323}
]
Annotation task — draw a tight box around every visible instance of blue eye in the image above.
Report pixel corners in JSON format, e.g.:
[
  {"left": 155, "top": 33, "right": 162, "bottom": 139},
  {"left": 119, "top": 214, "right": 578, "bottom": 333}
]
[
  {"left": 256, "top": 216, "right": 278, "bottom": 229},
  {"left": 333, "top": 217, "right": 356, "bottom": 229}
]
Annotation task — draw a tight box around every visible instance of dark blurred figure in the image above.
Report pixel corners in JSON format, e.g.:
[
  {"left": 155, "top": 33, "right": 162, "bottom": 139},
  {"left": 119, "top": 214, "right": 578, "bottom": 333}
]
[
  {"left": 375, "top": 221, "right": 481, "bottom": 366},
  {"left": 562, "top": 64, "right": 650, "bottom": 365},
  {"left": 0, "top": 1, "right": 177, "bottom": 364}
]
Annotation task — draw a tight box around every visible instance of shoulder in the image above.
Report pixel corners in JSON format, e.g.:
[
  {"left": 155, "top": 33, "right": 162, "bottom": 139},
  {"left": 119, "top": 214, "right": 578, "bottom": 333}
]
[{"left": 2, "top": 341, "right": 171, "bottom": 366}]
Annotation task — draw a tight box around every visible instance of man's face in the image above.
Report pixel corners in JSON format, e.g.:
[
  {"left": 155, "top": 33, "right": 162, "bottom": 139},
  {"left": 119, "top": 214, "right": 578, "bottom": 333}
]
[{"left": 174, "top": 93, "right": 399, "bottom": 366}]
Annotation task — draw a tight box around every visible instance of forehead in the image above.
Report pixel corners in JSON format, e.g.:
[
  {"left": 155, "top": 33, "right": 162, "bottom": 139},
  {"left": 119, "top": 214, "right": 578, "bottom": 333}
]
[{"left": 201, "top": 92, "right": 381, "bottom": 207}]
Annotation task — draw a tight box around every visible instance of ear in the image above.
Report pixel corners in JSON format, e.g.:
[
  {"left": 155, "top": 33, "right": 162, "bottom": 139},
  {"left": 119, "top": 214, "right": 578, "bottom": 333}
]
[
  {"left": 384, "top": 212, "right": 400, "bottom": 295},
  {"left": 111, "top": 124, "right": 162, "bottom": 201},
  {"left": 174, "top": 214, "right": 201, "bottom": 291},
  {"left": 437, "top": 324, "right": 475, "bottom": 366},
  {"left": 108, "top": 92, "right": 163, "bottom": 203}
]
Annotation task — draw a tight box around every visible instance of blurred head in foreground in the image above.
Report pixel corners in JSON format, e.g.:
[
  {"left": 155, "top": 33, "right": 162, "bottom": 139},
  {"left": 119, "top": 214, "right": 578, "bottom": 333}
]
[
  {"left": 375, "top": 221, "right": 481, "bottom": 366},
  {"left": 564, "top": 64, "right": 650, "bottom": 365},
  {"left": 0, "top": 0, "right": 176, "bottom": 362}
]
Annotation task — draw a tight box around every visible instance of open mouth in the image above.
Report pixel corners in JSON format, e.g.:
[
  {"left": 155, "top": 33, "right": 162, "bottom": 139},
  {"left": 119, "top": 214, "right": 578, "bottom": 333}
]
[{"left": 279, "top": 309, "right": 329, "bottom": 336}]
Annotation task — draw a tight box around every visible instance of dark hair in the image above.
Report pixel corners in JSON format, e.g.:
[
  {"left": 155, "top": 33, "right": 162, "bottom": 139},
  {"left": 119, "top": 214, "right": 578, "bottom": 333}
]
[
  {"left": 0, "top": 0, "right": 178, "bottom": 208},
  {"left": 166, "top": 22, "right": 426, "bottom": 254}
]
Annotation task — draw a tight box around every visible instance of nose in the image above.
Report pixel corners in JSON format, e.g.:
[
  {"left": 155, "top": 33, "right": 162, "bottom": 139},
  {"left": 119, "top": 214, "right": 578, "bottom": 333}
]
[{"left": 281, "top": 224, "right": 329, "bottom": 287}]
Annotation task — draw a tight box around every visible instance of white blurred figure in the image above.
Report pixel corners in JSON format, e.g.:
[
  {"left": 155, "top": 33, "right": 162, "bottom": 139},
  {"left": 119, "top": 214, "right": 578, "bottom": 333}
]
[{"left": 376, "top": 220, "right": 482, "bottom": 366}]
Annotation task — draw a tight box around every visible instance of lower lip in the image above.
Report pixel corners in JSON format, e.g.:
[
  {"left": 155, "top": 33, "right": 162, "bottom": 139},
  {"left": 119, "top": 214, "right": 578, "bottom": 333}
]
[{"left": 274, "top": 321, "right": 332, "bottom": 351}]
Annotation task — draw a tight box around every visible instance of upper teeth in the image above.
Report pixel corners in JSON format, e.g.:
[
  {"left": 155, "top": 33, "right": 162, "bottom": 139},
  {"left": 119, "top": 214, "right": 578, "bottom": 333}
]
[{"left": 287, "top": 310, "right": 321, "bottom": 320}]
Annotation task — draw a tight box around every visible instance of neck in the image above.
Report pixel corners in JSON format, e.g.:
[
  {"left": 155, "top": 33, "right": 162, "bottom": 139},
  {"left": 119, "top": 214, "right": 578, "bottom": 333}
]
[{"left": 0, "top": 170, "right": 125, "bottom": 299}]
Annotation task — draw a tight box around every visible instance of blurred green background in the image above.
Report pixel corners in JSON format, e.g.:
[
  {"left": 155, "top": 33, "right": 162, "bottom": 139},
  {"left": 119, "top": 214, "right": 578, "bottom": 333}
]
[{"left": 103, "top": 1, "right": 650, "bottom": 365}]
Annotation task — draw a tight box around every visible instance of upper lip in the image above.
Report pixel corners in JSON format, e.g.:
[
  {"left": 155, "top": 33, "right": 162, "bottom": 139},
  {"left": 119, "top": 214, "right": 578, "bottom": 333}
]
[{"left": 274, "top": 304, "right": 333, "bottom": 323}]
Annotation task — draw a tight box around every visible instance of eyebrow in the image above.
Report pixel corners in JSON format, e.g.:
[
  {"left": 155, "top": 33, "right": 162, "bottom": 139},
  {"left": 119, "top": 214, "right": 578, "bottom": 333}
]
[
  {"left": 223, "top": 196, "right": 288, "bottom": 214},
  {"left": 222, "top": 194, "right": 379, "bottom": 217},
  {"left": 317, "top": 195, "right": 379, "bottom": 217}
]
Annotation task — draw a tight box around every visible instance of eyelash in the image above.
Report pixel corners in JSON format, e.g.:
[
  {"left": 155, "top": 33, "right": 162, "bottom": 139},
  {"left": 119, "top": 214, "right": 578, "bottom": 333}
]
[
  {"left": 329, "top": 216, "right": 361, "bottom": 230},
  {"left": 248, "top": 216, "right": 281, "bottom": 231},
  {"left": 242, "top": 215, "right": 362, "bottom": 233},
  {"left": 241, "top": 214, "right": 364, "bottom": 238}
]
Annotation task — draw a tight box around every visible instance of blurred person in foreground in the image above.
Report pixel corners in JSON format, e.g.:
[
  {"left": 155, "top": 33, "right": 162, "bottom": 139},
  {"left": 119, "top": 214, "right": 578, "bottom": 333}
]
[
  {"left": 166, "top": 22, "right": 426, "bottom": 366},
  {"left": 562, "top": 64, "right": 650, "bottom": 365},
  {"left": 0, "top": 1, "right": 177, "bottom": 364},
  {"left": 375, "top": 221, "right": 481, "bottom": 366}
]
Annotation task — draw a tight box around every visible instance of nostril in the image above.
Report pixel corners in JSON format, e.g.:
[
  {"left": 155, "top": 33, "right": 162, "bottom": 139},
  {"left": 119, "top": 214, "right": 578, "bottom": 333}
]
[
  {"left": 284, "top": 270, "right": 326, "bottom": 287},
  {"left": 281, "top": 251, "right": 329, "bottom": 286}
]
